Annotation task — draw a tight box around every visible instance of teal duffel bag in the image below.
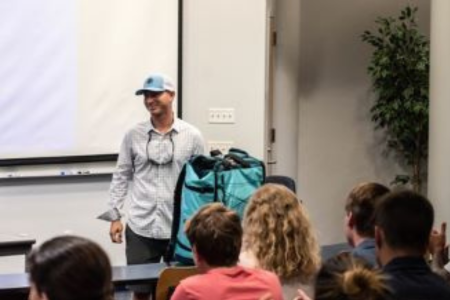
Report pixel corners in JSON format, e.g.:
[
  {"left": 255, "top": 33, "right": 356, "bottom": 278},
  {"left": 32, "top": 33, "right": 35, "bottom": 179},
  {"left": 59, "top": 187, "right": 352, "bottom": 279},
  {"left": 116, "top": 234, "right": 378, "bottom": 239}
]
[{"left": 165, "top": 148, "right": 265, "bottom": 265}]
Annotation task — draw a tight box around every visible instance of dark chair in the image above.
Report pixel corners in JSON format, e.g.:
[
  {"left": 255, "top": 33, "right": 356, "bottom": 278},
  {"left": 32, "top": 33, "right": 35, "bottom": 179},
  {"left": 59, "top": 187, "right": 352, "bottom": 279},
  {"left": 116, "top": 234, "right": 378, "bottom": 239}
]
[{"left": 264, "top": 175, "right": 296, "bottom": 193}]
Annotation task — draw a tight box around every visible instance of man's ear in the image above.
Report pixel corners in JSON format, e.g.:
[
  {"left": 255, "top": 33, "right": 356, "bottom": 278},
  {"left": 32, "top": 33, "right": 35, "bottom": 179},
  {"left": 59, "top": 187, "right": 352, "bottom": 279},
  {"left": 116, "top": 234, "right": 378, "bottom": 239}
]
[
  {"left": 346, "top": 212, "right": 355, "bottom": 229},
  {"left": 192, "top": 245, "right": 201, "bottom": 264},
  {"left": 29, "top": 284, "right": 49, "bottom": 300},
  {"left": 375, "top": 225, "right": 384, "bottom": 249}
]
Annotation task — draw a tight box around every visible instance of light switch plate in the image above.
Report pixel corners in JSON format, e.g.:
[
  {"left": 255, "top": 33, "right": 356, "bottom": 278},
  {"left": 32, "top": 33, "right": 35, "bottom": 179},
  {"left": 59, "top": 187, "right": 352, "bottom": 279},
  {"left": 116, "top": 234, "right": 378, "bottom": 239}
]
[{"left": 208, "top": 108, "right": 235, "bottom": 124}]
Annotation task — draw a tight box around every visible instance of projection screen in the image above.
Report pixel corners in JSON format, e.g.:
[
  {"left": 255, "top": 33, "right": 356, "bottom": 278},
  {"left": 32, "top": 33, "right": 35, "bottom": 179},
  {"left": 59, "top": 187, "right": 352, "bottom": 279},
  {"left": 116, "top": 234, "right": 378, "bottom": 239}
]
[{"left": 0, "top": 0, "right": 179, "bottom": 164}]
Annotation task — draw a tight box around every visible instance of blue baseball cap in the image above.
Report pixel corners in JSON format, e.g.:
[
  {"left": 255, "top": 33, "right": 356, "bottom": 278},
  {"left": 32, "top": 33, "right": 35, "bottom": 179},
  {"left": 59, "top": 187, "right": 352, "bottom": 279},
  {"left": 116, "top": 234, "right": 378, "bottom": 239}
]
[{"left": 135, "top": 74, "right": 175, "bottom": 95}]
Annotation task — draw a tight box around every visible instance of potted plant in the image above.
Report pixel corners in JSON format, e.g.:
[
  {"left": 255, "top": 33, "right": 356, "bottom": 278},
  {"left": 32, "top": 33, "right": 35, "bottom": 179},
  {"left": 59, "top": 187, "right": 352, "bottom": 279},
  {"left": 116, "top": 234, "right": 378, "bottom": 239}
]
[{"left": 361, "top": 6, "right": 429, "bottom": 192}]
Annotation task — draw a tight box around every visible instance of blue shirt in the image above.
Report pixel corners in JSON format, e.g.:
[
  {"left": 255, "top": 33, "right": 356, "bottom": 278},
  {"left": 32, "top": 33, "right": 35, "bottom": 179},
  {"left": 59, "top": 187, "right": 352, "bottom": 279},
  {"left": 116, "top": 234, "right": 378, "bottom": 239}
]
[{"left": 351, "top": 238, "right": 377, "bottom": 267}]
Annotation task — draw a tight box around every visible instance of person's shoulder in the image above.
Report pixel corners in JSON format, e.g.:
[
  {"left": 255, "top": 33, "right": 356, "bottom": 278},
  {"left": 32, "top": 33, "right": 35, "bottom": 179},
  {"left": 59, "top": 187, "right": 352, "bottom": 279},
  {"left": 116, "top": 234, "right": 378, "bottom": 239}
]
[
  {"left": 123, "top": 121, "right": 147, "bottom": 134},
  {"left": 430, "top": 272, "right": 450, "bottom": 292},
  {"left": 117, "top": 122, "right": 148, "bottom": 149},
  {"left": 177, "top": 273, "right": 210, "bottom": 291},
  {"left": 133, "top": 121, "right": 149, "bottom": 131},
  {"left": 351, "top": 248, "right": 377, "bottom": 267},
  {"left": 171, "top": 277, "right": 197, "bottom": 300},
  {"left": 384, "top": 264, "right": 450, "bottom": 299},
  {"left": 250, "top": 268, "right": 284, "bottom": 299},
  {"left": 175, "top": 118, "right": 202, "bottom": 135},
  {"left": 172, "top": 273, "right": 219, "bottom": 300},
  {"left": 243, "top": 266, "right": 280, "bottom": 283},
  {"left": 255, "top": 268, "right": 279, "bottom": 279}
]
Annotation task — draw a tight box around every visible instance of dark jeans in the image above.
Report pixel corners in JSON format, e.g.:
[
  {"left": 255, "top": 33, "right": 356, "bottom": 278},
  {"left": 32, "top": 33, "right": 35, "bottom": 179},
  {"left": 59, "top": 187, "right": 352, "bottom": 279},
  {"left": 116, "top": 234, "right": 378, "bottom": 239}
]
[{"left": 125, "top": 225, "right": 169, "bottom": 294}]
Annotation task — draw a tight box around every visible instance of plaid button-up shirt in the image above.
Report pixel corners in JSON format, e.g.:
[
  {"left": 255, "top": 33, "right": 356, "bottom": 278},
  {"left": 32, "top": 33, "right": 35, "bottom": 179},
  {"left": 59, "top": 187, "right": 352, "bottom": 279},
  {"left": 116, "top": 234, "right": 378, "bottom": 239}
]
[{"left": 108, "top": 118, "right": 205, "bottom": 239}]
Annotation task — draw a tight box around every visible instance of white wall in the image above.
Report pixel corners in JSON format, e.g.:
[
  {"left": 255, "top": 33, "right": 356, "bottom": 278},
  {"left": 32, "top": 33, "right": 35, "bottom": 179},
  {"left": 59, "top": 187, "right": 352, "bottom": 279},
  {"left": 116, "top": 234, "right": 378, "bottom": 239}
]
[
  {"left": 0, "top": 0, "right": 433, "bottom": 273},
  {"left": 182, "top": 0, "right": 269, "bottom": 159},
  {"left": 428, "top": 0, "right": 450, "bottom": 233},
  {"left": 293, "top": 0, "right": 430, "bottom": 244},
  {"left": 0, "top": 176, "right": 122, "bottom": 273},
  {"left": 0, "top": 0, "right": 271, "bottom": 273}
]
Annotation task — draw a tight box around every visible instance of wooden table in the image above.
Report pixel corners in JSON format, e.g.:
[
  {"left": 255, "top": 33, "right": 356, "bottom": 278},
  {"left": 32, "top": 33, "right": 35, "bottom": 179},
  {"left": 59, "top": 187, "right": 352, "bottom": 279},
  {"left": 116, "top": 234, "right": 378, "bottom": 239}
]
[
  {"left": 0, "top": 242, "right": 352, "bottom": 298},
  {"left": 0, "top": 234, "right": 35, "bottom": 257}
]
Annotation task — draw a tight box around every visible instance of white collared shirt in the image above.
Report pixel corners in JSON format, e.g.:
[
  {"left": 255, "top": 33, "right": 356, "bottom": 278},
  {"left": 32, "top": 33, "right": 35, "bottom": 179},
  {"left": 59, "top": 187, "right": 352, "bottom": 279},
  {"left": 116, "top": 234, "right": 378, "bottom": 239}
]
[{"left": 108, "top": 118, "right": 205, "bottom": 239}]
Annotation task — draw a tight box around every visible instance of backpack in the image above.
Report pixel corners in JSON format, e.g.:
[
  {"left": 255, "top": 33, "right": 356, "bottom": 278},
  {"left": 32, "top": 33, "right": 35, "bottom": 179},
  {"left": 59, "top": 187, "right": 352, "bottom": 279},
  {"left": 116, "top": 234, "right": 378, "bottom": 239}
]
[{"left": 165, "top": 148, "right": 265, "bottom": 265}]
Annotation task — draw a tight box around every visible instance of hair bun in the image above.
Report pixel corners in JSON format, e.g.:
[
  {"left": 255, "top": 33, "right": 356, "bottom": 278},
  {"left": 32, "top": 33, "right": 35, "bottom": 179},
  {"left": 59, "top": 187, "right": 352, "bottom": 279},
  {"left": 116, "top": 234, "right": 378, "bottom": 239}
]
[{"left": 342, "top": 267, "right": 386, "bottom": 298}]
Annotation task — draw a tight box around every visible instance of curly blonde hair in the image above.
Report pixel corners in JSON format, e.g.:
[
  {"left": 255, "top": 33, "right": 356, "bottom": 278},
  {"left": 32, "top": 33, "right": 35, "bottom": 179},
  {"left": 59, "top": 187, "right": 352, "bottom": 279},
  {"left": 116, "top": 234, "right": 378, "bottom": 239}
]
[{"left": 242, "top": 184, "right": 320, "bottom": 282}]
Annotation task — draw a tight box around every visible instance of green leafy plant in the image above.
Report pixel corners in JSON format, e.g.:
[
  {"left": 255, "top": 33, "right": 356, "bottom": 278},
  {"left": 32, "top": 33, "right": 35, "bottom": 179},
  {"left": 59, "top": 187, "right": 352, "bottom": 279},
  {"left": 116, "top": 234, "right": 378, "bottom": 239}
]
[{"left": 361, "top": 6, "right": 429, "bottom": 192}]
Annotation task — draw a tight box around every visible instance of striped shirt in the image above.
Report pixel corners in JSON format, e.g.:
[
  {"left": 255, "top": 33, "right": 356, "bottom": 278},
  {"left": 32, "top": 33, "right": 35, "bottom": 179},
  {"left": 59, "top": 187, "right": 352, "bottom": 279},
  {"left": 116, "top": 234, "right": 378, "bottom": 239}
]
[{"left": 108, "top": 118, "right": 205, "bottom": 239}]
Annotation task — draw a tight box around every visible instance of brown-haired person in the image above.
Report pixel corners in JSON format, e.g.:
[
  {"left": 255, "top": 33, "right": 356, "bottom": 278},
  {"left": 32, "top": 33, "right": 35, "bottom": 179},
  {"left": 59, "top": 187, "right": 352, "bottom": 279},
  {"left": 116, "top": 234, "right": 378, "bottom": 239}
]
[
  {"left": 28, "top": 235, "right": 113, "bottom": 300},
  {"left": 240, "top": 184, "right": 320, "bottom": 299},
  {"left": 171, "top": 203, "right": 283, "bottom": 300},
  {"left": 375, "top": 190, "right": 450, "bottom": 300},
  {"left": 344, "top": 182, "right": 390, "bottom": 266},
  {"left": 295, "top": 252, "right": 392, "bottom": 300}
]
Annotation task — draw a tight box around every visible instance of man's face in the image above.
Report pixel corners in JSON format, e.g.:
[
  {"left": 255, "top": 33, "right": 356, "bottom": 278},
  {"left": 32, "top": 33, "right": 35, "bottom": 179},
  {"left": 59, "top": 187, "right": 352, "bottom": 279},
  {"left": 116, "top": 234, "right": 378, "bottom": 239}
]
[{"left": 143, "top": 90, "right": 174, "bottom": 117}]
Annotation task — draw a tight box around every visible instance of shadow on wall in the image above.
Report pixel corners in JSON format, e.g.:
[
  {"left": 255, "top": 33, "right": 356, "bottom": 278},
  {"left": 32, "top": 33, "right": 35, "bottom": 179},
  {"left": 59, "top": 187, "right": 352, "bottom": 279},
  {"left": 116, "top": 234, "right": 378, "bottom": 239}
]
[
  {"left": 298, "top": 0, "right": 430, "bottom": 99},
  {"left": 356, "top": 88, "right": 407, "bottom": 185}
]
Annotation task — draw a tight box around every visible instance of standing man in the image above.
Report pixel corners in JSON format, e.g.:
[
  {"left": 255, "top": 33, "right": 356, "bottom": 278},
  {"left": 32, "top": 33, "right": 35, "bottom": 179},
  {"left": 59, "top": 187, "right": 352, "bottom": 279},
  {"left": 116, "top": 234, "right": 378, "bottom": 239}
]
[{"left": 106, "top": 74, "right": 205, "bottom": 300}]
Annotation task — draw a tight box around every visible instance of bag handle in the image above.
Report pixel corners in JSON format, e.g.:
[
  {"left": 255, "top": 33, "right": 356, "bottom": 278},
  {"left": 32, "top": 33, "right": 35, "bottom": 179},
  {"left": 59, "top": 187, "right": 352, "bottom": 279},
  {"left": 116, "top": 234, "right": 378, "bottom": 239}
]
[
  {"left": 223, "top": 153, "right": 251, "bottom": 168},
  {"left": 228, "top": 148, "right": 249, "bottom": 157},
  {"left": 210, "top": 149, "right": 222, "bottom": 157}
]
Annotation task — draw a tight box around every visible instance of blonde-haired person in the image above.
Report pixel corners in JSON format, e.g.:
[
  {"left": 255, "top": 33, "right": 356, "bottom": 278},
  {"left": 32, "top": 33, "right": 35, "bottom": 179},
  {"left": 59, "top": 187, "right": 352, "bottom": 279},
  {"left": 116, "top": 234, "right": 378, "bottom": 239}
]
[
  {"left": 295, "top": 252, "right": 392, "bottom": 300},
  {"left": 240, "top": 184, "right": 321, "bottom": 300}
]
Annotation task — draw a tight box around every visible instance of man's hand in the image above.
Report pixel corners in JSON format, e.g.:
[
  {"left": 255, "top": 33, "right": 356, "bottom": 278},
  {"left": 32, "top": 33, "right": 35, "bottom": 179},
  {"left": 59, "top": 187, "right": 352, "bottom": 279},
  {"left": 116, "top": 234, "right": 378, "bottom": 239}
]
[
  {"left": 429, "top": 222, "right": 448, "bottom": 268},
  {"left": 294, "top": 289, "right": 312, "bottom": 300},
  {"left": 110, "top": 220, "right": 124, "bottom": 243}
]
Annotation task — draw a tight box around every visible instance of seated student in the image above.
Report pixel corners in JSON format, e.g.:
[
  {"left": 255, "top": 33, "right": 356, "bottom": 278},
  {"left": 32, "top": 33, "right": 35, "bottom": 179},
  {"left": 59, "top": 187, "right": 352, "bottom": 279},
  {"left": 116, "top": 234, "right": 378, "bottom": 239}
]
[
  {"left": 240, "top": 184, "right": 320, "bottom": 299},
  {"left": 171, "top": 203, "right": 283, "bottom": 300},
  {"left": 28, "top": 235, "right": 113, "bottom": 300},
  {"left": 429, "top": 222, "right": 450, "bottom": 281},
  {"left": 344, "top": 182, "right": 390, "bottom": 266},
  {"left": 374, "top": 190, "right": 450, "bottom": 300},
  {"left": 295, "top": 252, "right": 392, "bottom": 300}
]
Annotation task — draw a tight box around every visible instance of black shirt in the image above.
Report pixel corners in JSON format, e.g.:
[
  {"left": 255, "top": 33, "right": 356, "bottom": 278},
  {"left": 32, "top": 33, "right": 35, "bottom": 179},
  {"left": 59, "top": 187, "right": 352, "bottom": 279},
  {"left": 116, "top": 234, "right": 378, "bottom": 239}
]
[{"left": 383, "top": 256, "right": 450, "bottom": 300}]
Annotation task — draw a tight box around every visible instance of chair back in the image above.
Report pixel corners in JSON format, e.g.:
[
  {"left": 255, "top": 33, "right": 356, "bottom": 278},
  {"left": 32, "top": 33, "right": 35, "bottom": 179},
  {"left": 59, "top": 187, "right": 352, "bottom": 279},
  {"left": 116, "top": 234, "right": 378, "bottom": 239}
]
[
  {"left": 155, "top": 266, "right": 198, "bottom": 300},
  {"left": 264, "top": 175, "right": 296, "bottom": 193}
]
